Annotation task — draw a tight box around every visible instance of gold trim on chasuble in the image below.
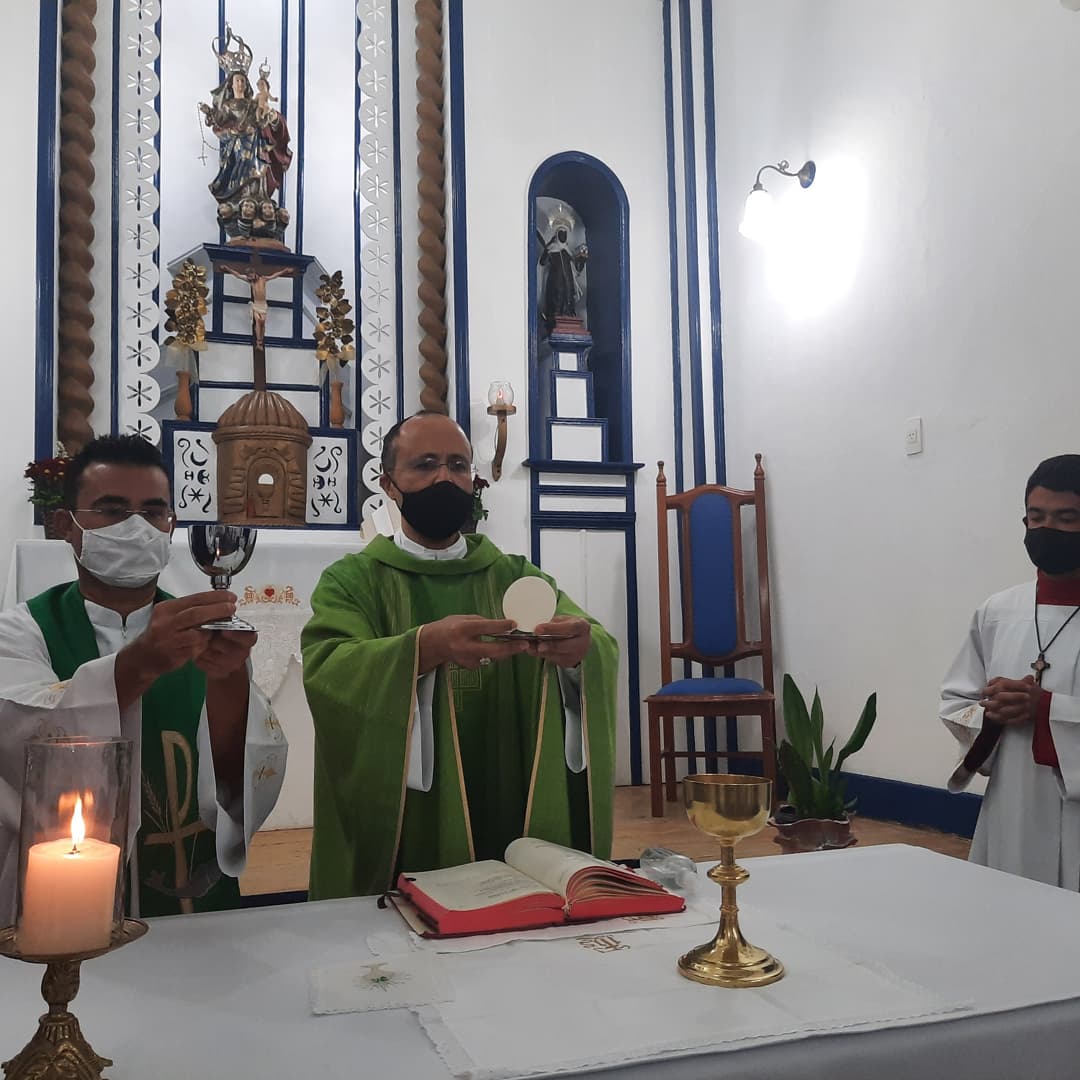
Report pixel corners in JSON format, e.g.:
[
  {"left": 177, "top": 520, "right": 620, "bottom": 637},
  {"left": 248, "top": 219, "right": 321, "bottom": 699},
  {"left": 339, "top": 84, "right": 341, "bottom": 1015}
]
[
  {"left": 522, "top": 662, "right": 552, "bottom": 834},
  {"left": 388, "top": 626, "right": 427, "bottom": 884},
  {"left": 142, "top": 731, "right": 209, "bottom": 915}
]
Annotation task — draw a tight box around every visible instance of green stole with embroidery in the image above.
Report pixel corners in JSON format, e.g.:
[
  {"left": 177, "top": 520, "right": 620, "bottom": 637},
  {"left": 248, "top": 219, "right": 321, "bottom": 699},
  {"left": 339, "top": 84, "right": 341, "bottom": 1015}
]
[{"left": 26, "top": 582, "right": 241, "bottom": 916}]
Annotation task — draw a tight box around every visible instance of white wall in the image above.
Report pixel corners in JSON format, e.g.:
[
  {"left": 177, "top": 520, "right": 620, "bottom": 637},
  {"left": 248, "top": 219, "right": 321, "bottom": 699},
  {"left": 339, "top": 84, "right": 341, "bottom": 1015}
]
[
  {"left": 459, "top": 0, "right": 677, "bottom": 781},
  {"left": 0, "top": 7, "right": 43, "bottom": 570},
  {"left": 714, "top": 0, "right": 1080, "bottom": 788}
]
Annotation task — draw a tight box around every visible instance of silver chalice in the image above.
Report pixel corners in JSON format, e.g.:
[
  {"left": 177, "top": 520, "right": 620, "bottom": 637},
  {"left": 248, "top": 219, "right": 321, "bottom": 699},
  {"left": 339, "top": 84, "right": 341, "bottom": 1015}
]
[{"left": 187, "top": 524, "right": 258, "bottom": 632}]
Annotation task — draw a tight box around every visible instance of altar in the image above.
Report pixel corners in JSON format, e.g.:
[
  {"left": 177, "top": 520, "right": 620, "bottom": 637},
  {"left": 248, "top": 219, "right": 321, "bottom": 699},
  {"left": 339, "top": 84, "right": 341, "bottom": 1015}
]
[
  {"left": 1, "top": 845, "right": 1078, "bottom": 1079},
  {"left": 3, "top": 529, "right": 360, "bottom": 831}
]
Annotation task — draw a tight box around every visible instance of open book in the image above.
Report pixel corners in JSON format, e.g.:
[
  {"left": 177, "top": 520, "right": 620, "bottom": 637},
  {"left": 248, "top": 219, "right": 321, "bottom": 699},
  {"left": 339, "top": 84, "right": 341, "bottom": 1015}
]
[{"left": 395, "top": 837, "right": 685, "bottom": 937}]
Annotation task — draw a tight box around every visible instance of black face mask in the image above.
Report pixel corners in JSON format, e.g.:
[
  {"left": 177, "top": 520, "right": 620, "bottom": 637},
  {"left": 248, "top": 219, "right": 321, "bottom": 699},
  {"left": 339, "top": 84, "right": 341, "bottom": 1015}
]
[
  {"left": 392, "top": 479, "right": 473, "bottom": 542},
  {"left": 1024, "top": 526, "right": 1080, "bottom": 575}
]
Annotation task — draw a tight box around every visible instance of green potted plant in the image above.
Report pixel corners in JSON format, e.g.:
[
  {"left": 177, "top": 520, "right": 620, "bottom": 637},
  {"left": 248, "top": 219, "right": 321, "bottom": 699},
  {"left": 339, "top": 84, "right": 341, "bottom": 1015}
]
[
  {"left": 25, "top": 448, "right": 72, "bottom": 538},
  {"left": 770, "top": 674, "right": 877, "bottom": 852},
  {"left": 463, "top": 474, "right": 489, "bottom": 534}
]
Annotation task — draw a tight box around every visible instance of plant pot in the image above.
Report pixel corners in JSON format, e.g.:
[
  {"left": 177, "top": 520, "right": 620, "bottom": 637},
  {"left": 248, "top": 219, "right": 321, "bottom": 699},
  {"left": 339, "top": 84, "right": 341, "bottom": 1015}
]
[{"left": 767, "top": 805, "right": 856, "bottom": 853}]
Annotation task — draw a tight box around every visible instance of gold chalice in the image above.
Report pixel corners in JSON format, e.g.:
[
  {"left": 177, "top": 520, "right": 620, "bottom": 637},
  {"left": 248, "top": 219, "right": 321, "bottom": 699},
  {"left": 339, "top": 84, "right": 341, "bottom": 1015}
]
[{"left": 678, "top": 774, "right": 785, "bottom": 988}]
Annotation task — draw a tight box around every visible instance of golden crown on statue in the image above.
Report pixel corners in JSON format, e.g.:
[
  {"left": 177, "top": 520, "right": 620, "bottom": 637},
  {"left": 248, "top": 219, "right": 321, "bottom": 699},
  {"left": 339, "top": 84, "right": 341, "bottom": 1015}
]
[{"left": 213, "top": 24, "right": 254, "bottom": 76}]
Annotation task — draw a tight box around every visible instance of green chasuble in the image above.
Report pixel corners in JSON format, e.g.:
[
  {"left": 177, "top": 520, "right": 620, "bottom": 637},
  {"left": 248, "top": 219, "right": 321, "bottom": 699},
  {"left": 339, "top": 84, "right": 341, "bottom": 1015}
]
[
  {"left": 302, "top": 534, "right": 619, "bottom": 900},
  {"left": 26, "top": 583, "right": 241, "bottom": 917}
]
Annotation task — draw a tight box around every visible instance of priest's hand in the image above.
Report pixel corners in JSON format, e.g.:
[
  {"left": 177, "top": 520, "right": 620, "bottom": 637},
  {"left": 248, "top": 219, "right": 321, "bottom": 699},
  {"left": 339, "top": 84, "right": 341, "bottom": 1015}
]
[
  {"left": 114, "top": 591, "right": 239, "bottom": 712},
  {"left": 980, "top": 675, "right": 1042, "bottom": 726},
  {"left": 419, "top": 615, "right": 530, "bottom": 673},
  {"left": 528, "top": 615, "right": 591, "bottom": 668},
  {"left": 195, "top": 630, "right": 257, "bottom": 681}
]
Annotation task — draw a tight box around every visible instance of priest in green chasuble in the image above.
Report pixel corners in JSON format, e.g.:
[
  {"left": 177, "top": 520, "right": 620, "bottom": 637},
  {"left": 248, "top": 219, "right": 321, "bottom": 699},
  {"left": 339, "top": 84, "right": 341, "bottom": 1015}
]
[
  {"left": 0, "top": 436, "right": 286, "bottom": 923},
  {"left": 302, "top": 412, "right": 619, "bottom": 899}
]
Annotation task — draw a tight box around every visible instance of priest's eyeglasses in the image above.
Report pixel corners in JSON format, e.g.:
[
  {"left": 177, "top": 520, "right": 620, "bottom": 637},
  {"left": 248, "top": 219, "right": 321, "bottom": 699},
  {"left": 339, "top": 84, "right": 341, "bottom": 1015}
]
[{"left": 72, "top": 508, "right": 177, "bottom": 530}]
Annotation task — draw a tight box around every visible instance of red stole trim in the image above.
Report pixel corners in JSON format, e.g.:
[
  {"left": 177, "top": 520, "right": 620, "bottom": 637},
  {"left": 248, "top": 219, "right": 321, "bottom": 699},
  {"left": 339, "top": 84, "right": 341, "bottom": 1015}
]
[{"left": 1032, "top": 690, "right": 1059, "bottom": 769}]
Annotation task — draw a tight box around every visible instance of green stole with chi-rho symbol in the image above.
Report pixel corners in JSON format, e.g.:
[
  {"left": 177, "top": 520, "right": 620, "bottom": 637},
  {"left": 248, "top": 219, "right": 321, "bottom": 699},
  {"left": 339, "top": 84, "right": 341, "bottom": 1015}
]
[{"left": 26, "top": 582, "right": 241, "bottom": 916}]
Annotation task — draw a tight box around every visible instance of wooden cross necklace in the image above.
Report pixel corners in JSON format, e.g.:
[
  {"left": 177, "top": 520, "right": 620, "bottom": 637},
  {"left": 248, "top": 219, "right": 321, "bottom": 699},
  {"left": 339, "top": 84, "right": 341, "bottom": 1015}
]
[{"left": 1032, "top": 600, "right": 1080, "bottom": 685}]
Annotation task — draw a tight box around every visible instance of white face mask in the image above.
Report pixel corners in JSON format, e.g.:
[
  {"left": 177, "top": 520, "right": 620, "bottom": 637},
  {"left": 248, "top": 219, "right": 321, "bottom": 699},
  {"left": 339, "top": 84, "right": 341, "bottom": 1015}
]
[{"left": 72, "top": 513, "right": 173, "bottom": 589}]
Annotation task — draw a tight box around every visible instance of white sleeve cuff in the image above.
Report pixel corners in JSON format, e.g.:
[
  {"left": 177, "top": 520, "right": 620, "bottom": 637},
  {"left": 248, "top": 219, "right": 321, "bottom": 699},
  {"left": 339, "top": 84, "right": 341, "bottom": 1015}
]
[
  {"left": 558, "top": 665, "right": 586, "bottom": 774},
  {"left": 406, "top": 672, "right": 436, "bottom": 792}
]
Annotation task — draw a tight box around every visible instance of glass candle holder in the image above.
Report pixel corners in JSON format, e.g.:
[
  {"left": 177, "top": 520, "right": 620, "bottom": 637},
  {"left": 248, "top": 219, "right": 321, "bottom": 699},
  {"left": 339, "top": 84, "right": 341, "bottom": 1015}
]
[{"left": 15, "top": 737, "right": 133, "bottom": 958}]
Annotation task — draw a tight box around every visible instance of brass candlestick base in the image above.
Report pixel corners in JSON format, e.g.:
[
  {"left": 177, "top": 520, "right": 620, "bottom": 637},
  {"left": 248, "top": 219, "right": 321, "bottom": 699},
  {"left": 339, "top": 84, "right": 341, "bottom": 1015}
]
[
  {"left": 0, "top": 919, "right": 147, "bottom": 1080},
  {"left": 678, "top": 775, "right": 785, "bottom": 989}
]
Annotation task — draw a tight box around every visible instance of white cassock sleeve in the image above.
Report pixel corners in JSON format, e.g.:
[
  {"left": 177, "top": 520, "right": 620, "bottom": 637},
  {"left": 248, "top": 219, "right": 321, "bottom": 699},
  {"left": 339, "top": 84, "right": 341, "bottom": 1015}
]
[
  {"left": 940, "top": 608, "right": 998, "bottom": 792},
  {"left": 196, "top": 664, "right": 288, "bottom": 877},
  {"left": 405, "top": 664, "right": 587, "bottom": 793}
]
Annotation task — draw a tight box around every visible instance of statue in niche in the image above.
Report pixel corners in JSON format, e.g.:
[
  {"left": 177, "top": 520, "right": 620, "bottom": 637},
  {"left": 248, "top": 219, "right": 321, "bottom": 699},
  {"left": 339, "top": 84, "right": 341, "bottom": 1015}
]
[
  {"left": 200, "top": 26, "right": 293, "bottom": 246},
  {"left": 538, "top": 203, "right": 589, "bottom": 335}
]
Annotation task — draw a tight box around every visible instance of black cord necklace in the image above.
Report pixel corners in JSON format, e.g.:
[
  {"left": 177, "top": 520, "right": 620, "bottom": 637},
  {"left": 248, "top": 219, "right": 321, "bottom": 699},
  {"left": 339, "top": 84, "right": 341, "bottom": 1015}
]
[{"left": 1032, "top": 599, "right": 1080, "bottom": 685}]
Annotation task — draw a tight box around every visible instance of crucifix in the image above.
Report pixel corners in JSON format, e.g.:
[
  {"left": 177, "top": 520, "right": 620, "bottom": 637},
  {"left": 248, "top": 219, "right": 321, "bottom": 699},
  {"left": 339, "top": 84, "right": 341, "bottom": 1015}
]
[
  {"left": 217, "top": 261, "right": 296, "bottom": 391},
  {"left": 1032, "top": 655, "right": 1050, "bottom": 685}
]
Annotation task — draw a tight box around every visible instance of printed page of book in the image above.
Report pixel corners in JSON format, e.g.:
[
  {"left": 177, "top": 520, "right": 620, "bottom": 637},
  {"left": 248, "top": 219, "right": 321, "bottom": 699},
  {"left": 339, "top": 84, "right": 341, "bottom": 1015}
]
[
  {"left": 504, "top": 837, "right": 621, "bottom": 898},
  {"left": 403, "top": 859, "right": 559, "bottom": 912}
]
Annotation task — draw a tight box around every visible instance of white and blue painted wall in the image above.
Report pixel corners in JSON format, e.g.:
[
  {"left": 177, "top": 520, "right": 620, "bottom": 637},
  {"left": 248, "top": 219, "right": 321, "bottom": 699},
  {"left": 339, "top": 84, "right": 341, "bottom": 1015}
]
[{"left": 12, "top": 0, "right": 1080, "bottom": 829}]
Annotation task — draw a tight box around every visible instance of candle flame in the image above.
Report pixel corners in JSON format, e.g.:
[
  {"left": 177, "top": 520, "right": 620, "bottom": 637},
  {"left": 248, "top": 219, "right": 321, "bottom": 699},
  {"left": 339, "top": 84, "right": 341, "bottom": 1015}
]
[{"left": 70, "top": 796, "right": 85, "bottom": 852}]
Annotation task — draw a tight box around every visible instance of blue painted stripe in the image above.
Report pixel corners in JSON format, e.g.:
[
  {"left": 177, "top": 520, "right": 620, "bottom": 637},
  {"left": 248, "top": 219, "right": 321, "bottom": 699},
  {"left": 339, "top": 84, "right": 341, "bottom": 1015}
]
[
  {"left": 354, "top": 1, "right": 363, "bottom": 449},
  {"left": 678, "top": 0, "right": 705, "bottom": 489},
  {"left": 391, "top": 0, "right": 404, "bottom": 422},
  {"left": 448, "top": 0, "right": 470, "bottom": 435},
  {"left": 218, "top": 1, "right": 226, "bottom": 246},
  {"left": 34, "top": 0, "right": 59, "bottom": 461},
  {"left": 701, "top": 0, "right": 725, "bottom": 485},
  {"left": 150, "top": 8, "right": 163, "bottom": 439},
  {"left": 109, "top": 0, "right": 121, "bottom": 435},
  {"left": 278, "top": 0, "right": 288, "bottom": 207},
  {"left": 294, "top": 0, "right": 307, "bottom": 255},
  {"left": 661, "top": 0, "right": 684, "bottom": 497}
]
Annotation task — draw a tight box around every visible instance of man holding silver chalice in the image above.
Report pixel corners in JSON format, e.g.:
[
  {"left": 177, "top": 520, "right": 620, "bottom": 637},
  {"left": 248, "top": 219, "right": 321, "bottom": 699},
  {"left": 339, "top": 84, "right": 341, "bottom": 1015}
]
[{"left": 0, "top": 435, "right": 285, "bottom": 925}]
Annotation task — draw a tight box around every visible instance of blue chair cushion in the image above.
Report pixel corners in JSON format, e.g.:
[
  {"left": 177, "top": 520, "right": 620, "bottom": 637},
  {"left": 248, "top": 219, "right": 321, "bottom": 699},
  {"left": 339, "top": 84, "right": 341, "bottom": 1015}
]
[{"left": 655, "top": 677, "right": 764, "bottom": 696}]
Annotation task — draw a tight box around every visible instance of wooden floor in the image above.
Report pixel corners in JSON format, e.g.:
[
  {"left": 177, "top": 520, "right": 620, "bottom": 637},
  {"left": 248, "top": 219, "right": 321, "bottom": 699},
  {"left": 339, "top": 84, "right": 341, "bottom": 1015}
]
[{"left": 239, "top": 785, "right": 971, "bottom": 896}]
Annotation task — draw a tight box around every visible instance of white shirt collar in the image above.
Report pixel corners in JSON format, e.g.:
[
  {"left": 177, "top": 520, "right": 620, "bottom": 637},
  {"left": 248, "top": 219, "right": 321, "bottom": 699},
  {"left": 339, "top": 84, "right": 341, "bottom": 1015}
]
[
  {"left": 83, "top": 597, "right": 154, "bottom": 633},
  {"left": 393, "top": 529, "right": 468, "bottom": 561}
]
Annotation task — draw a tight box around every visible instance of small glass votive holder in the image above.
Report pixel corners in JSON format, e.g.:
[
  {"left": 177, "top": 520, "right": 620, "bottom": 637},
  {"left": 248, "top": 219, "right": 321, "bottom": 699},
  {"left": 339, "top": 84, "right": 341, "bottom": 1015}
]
[{"left": 15, "top": 736, "right": 133, "bottom": 958}]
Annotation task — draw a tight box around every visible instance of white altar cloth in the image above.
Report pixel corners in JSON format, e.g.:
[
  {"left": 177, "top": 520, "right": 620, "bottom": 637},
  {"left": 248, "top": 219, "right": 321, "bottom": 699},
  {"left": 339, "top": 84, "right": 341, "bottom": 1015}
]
[
  {"left": 2, "top": 846, "right": 1079, "bottom": 1080},
  {"left": 3, "top": 529, "right": 362, "bottom": 829}
]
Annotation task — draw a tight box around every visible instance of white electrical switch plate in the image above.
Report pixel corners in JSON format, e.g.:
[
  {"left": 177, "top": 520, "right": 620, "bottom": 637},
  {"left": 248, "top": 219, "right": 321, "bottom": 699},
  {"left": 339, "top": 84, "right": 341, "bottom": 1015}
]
[{"left": 904, "top": 417, "right": 923, "bottom": 456}]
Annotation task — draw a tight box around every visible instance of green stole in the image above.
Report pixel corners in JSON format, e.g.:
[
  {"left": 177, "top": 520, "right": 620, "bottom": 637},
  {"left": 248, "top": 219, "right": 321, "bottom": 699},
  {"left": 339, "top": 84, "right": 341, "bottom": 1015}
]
[{"left": 26, "top": 583, "right": 241, "bottom": 917}]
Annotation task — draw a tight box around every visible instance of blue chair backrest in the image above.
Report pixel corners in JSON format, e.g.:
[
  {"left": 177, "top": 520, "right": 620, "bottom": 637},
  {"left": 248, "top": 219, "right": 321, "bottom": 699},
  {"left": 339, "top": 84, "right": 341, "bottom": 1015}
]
[{"left": 687, "top": 492, "right": 738, "bottom": 658}]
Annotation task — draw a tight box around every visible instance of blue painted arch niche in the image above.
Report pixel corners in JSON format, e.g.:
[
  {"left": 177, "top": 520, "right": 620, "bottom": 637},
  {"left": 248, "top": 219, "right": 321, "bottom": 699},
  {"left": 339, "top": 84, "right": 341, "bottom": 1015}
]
[{"left": 527, "top": 152, "right": 633, "bottom": 463}]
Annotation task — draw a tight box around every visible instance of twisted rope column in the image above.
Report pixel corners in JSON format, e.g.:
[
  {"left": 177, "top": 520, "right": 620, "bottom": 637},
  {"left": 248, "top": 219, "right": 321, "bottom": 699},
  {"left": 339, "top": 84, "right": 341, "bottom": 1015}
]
[
  {"left": 57, "top": 0, "right": 98, "bottom": 453},
  {"left": 414, "top": 0, "right": 449, "bottom": 413}
]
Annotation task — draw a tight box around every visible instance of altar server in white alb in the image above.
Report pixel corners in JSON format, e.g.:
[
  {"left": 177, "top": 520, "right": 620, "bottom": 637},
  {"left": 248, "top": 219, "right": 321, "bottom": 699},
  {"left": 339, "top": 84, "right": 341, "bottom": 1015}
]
[
  {"left": 0, "top": 435, "right": 286, "bottom": 924},
  {"left": 942, "top": 454, "right": 1080, "bottom": 889}
]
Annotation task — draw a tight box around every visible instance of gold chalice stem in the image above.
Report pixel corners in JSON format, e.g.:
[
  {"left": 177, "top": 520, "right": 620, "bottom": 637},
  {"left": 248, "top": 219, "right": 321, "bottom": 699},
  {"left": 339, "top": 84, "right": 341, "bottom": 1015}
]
[{"left": 677, "top": 844, "right": 785, "bottom": 988}]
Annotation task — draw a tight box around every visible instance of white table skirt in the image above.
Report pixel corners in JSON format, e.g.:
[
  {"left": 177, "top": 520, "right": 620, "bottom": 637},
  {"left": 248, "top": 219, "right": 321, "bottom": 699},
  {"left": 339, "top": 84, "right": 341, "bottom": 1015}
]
[
  {"left": 3, "top": 529, "right": 362, "bottom": 830},
  {"left": 1, "top": 846, "right": 1079, "bottom": 1079}
]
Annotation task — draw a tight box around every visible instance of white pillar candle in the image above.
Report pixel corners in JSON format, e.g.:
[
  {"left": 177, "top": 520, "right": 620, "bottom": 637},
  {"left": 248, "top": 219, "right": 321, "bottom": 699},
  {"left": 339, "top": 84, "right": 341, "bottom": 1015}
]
[{"left": 17, "top": 797, "right": 120, "bottom": 957}]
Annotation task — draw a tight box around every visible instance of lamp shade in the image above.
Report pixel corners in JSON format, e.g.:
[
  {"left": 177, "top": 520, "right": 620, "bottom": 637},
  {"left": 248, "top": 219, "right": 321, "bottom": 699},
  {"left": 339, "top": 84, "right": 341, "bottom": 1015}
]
[
  {"left": 487, "top": 381, "right": 514, "bottom": 407},
  {"left": 739, "top": 186, "right": 775, "bottom": 242}
]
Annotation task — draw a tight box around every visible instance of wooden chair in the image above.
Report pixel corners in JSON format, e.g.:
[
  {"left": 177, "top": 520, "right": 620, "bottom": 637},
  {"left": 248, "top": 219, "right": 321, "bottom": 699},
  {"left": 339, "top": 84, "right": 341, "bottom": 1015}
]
[{"left": 645, "top": 455, "right": 777, "bottom": 816}]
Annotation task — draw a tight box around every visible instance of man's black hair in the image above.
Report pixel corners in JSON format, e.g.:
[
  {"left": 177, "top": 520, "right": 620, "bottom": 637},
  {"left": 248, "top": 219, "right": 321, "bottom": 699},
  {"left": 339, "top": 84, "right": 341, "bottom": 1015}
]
[
  {"left": 379, "top": 410, "right": 466, "bottom": 474},
  {"left": 1025, "top": 455, "right": 1080, "bottom": 503},
  {"left": 62, "top": 434, "right": 170, "bottom": 508}
]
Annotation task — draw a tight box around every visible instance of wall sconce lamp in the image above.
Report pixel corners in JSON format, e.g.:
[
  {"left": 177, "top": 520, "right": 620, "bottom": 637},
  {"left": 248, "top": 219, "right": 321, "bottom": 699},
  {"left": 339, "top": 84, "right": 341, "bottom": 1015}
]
[
  {"left": 486, "top": 381, "right": 517, "bottom": 481},
  {"left": 738, "top": 159, "right": 816, "bottom": 242}
]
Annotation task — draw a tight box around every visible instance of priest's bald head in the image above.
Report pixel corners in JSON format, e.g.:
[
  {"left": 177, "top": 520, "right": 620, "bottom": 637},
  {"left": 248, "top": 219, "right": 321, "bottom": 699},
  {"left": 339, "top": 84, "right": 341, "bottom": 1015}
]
[
  {"left": 1024, "top": 455, "right": 1080, "bottom": 577},
  {"left": 379, "top": 412, "right": 475, "bottom": 549}
]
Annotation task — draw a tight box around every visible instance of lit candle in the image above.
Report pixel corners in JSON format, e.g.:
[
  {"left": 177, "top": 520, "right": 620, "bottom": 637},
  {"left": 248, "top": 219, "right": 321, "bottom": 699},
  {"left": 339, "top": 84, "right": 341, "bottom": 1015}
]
[{"left": 17, "top": 796, "right": 120, "bottom": 956}]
